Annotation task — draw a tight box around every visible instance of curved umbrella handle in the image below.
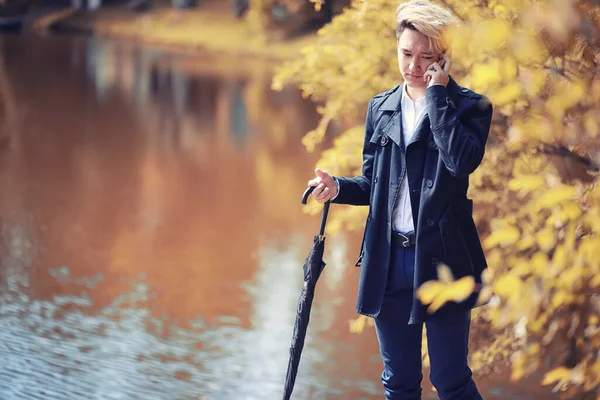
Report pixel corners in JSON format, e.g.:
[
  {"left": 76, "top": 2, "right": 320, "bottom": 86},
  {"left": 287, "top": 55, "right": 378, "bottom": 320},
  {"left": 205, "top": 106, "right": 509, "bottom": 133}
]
[
  {"left": 301, "top": 186, "right": 315, "bottom": 204},
  {"left": 301, "top": 186, "right": 330, "bottom": 237}
]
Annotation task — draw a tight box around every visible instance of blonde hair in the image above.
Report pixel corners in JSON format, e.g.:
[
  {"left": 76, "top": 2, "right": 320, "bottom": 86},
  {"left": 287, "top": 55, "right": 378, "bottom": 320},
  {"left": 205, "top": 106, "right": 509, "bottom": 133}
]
[{"left": 395, "top": 0, "right": 458, "bottom": 54}]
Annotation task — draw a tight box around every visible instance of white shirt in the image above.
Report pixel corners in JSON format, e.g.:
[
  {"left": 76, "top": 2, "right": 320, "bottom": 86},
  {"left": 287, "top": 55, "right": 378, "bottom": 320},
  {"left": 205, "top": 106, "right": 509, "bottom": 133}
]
[{"left": 391, "top": 84, "right": 427, "bottom": 233}]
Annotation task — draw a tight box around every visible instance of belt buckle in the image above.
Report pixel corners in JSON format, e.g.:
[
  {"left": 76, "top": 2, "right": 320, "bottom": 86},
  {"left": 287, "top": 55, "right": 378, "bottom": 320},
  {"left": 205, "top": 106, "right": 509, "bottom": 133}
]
[{"left": 398, "top": 232, "right": 410, "bottom": 247}]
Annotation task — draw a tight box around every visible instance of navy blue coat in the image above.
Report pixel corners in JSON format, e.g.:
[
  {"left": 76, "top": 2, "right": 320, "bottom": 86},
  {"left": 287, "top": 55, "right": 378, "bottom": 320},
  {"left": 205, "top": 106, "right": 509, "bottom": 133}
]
[{"left": 333, "top": 77, "right": 493, "bottom": 324}]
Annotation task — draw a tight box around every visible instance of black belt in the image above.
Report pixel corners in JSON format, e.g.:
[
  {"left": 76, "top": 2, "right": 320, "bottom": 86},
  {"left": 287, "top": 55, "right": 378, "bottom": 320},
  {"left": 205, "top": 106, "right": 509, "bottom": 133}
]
[{"left": 392, "top": 231, "right": 416, "bottom": 248}]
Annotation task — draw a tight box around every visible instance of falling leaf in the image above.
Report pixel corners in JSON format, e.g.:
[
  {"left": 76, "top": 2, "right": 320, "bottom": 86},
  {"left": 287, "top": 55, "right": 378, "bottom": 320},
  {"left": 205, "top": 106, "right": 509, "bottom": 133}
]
[
  {"left": 542, "top": 367, "right": 574, "bottom": 385},
  {"left": 437, "top": 264, "right": 454, "bottom": 283},
  {"left": 417, "top": 274, "right": 476, "bottom": 314}
]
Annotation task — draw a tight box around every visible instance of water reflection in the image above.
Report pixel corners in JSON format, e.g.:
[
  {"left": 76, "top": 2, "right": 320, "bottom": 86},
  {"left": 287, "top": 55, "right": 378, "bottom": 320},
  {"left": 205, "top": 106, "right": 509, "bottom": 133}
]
[
  {"left": 0, "top": 240, "right": 366, "bottom": 399},
  {"left": 0, "top": 34, "right": 556, "bottom": 400},
  {"left": 0, "top": 34, "right": 378, "bottom": 400}
]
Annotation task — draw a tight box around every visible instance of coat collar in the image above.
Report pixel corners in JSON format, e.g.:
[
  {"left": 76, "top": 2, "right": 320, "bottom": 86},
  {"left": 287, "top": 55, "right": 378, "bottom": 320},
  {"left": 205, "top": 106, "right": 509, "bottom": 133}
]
[
  {"left": 380, "top": 83, "right": 404, "bottom": 111},
  {"left": 378, "top": 77, "right": 461, "bottom": 148},
  {"left": 380, "top": 76, "right": 460, "bottom": 111}
]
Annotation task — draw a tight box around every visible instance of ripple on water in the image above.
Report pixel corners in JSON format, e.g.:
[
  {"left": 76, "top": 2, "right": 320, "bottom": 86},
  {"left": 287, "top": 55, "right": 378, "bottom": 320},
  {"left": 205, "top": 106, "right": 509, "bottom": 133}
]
[{"left": 0, "top": 263, "right": 380, "bottom": 400}]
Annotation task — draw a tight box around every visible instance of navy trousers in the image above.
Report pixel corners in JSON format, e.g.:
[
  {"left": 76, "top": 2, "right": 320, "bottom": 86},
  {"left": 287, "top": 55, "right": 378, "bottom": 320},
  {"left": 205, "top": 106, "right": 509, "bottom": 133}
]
[{"left": 374, "top": 246, "right": 483, "bottom": 400}]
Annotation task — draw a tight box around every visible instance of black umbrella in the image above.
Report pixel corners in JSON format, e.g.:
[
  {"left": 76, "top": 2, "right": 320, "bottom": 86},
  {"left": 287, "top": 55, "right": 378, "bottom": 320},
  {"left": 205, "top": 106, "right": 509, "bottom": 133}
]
[{"left": 282, "top": 186, "right": 330, "bottom": 400}]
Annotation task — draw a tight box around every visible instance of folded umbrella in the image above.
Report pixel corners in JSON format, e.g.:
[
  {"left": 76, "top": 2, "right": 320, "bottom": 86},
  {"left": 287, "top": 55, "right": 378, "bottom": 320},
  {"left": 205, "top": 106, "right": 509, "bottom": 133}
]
[{"left": 282, "top": 186, "right": 330, "bottom": 400}]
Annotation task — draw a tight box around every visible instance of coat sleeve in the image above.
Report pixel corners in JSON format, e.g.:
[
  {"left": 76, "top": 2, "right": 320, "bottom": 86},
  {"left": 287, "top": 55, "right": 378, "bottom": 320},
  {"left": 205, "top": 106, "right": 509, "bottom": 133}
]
[
  {"left": 425, "top": 85, "right": 493, "bottom": 178},
  {"left": 331, "top": 98, "right": 376, "bottom": 206}
]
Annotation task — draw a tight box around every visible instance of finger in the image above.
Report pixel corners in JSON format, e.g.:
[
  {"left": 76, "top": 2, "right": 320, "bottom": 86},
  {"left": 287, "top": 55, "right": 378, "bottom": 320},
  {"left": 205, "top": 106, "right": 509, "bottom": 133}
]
[
  {"left": 442, "top": 54, "right": 451, "bottom": 73},
  {"left": 311, "top": 183, "right": 324, "bottom": 198},
  {"left": 317, "top": 187, "right": 330, "bottom": 200},
  {"left": 314, "top": 168, "right": 329, "bottom": 179},
  {"left": 423, "top": 70, "right": 433, "bottom": 83},
  {"left": 308, "top": 178, "right": 320, "bottom": 187},
  {"left": 427, "top": 62, "right": 441, "bottom": 73}
]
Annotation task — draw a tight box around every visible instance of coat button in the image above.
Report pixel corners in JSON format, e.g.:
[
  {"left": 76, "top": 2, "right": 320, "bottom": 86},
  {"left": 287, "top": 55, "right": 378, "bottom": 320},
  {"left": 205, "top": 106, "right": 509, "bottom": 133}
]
[
  {"left": 426, "top": 179, "right": 433, "bottom": 188},
  {"left": 374, "top": 177, "right": 378, "bottom": 183},
  {"left": 380, "top": 136, "right": 389, "bottom": 146},
  {"left": 426, "top": 219, "right": 435, "bottom": 226},
  {"left": 446, "top": 97, "right": 456, "bottom": 109},
  {"left": 461, "top": 88, "right": 468, "bottom": 93},
  {"left": 432, "top": 257, "right": 439, "bottom": 265}
]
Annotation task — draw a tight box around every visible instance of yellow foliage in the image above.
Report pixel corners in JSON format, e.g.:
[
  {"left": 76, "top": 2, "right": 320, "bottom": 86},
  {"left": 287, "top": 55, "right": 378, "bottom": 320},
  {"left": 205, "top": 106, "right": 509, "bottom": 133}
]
[
  {"left": 274, "top": 0, "right": 600, "bottom": 397},
  {"left": 484, "top": 223, "right": 520, "bottom": 248},
  {"left": 348, "top": 314, "right": 374, "bottom": 334},
  {"left": 532, "top": 185, "right": 578, "bottom": 212},
  {"left": 535, "top": 227, "right": 556, "bottom": 252},
  {"left": 416, "top": 264, "right": 476, "bottom": 313},
  {"left": 507, "top": 175, "right": 546, "bottom": 192}
]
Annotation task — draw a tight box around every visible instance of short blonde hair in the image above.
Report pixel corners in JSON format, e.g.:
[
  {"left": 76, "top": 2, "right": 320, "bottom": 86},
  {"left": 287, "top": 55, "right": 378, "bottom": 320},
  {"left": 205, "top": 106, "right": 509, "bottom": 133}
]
[{"left": 395, "top": 0, "right": 458, "bottom": 54}]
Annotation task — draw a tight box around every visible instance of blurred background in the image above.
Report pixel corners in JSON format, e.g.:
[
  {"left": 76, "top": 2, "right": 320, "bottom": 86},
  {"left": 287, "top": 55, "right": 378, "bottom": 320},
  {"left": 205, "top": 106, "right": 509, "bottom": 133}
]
[{"left": 0, "top": 0, "right": 597, "bottom": 399}]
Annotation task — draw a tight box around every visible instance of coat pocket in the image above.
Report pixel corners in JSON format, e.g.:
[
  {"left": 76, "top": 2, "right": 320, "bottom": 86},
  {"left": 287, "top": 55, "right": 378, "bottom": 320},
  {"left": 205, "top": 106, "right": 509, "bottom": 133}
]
[
  {"left": 453, "top": 199, "right": 487, "bottom": 280},
  {"left": 355, "top": 213, "right": 371, "bottom": 267},
  {"left": 438, "top": 205, "right": 474, "bottom": 278}
]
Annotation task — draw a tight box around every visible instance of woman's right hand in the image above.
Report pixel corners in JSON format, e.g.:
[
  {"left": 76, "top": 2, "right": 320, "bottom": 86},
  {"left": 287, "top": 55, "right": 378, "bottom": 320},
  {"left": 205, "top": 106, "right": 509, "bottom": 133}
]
[{"left": 307, "top": 168, "right": 338, "bottom": 203}]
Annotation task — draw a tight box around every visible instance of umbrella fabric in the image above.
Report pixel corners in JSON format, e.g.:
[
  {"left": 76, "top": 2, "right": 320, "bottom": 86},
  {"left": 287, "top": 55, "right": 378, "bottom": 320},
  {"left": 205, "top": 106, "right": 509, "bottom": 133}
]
[{"left": 282, "top": 233, "right": 327, "bottom": 400}]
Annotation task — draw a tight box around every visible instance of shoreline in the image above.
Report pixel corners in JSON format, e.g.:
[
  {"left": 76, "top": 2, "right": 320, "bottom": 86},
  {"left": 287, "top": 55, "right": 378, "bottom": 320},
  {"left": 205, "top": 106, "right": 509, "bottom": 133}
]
[{"left": 42, "top": 3, "right": 317, "bottom": 64}]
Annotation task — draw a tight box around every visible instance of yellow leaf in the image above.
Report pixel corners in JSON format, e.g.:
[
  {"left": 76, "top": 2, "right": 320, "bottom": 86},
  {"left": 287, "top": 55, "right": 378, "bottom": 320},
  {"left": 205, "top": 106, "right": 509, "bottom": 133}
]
[
  {"left": 531, "top": 252, "right": 549, "bottom": 275},
  {"left": 562, "top": 201, "right": 582, "bottom": 220},
  {"left": 484, "top": 224, "right": 521, "bottom": 248},
  {"left": 493, "top": 274, "right": 523, "bottom": 297},
  {"left": 508, "top": 175, "right": 546, "bottom": 191},
  {"left": 471, "top": 61, "right": 503, "bottom": 87},
  {"left": 533, "top": 185, "right": 577, "bottom": 211},
  {"left": 536, "top": 227, "right": 556, "bottom": 251},
  {"left": 349, "top": 315, "right": 369, "bottom": 334},
  {"left": 516, "top": 235, "right": 536, "bottom": 251},
  {"left": 417, "top": 276, "right": 475, "bottom": 314},
  {"left": 542, "top": 367, "right": 573, "bottom": 385},
  {"left": 479, "top": 20, "right": 512, "bottom": 50},
  {"left": 492, "top": 82, "right": 522, "bottom": 106},
  {"left": 552, "top": 246, "right": 567, "bottom": 269},
  {"left": 437, "top": 264, "right": 454, "bottom": 283},
  {"left": 443, "top": 276, "right": 476, "bottom": 303},
  {"left": 417, "top": 281, "right": 444, "bottom": 305},
  {"left": 551, "top": 290, "right": 573, "bottom": 309}
]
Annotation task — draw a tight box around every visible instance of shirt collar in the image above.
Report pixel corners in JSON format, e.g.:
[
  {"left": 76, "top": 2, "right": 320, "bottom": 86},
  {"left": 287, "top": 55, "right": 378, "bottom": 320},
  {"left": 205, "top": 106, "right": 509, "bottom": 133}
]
[{"left": 401, "top": 84, "right": 426, "bottom": 108}]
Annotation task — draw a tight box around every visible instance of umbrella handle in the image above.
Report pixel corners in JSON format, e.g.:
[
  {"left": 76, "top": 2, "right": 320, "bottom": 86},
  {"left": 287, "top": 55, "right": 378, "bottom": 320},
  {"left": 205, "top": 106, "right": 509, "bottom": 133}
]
[{"left": 301, "top": 186, "right": 330, "bottom": 236}]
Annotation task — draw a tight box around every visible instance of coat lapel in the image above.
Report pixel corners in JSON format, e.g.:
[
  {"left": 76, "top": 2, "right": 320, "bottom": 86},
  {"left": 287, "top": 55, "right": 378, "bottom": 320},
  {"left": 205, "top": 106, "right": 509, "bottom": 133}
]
[
  {"left": 378, "top": 84, "right": 403, "bottom": 149},
  {"left": 380, "top": 78, "right": 462, "bottom": 149},
  {"left": 407, "top": 114, "right": 430, "bottom": 147}
]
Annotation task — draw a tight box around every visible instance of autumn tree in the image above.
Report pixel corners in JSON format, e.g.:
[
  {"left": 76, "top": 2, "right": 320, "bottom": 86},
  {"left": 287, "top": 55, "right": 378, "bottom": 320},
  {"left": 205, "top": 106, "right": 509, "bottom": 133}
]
[{"left": 273, "top": 0, "right": 600, "bottom": 398}]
